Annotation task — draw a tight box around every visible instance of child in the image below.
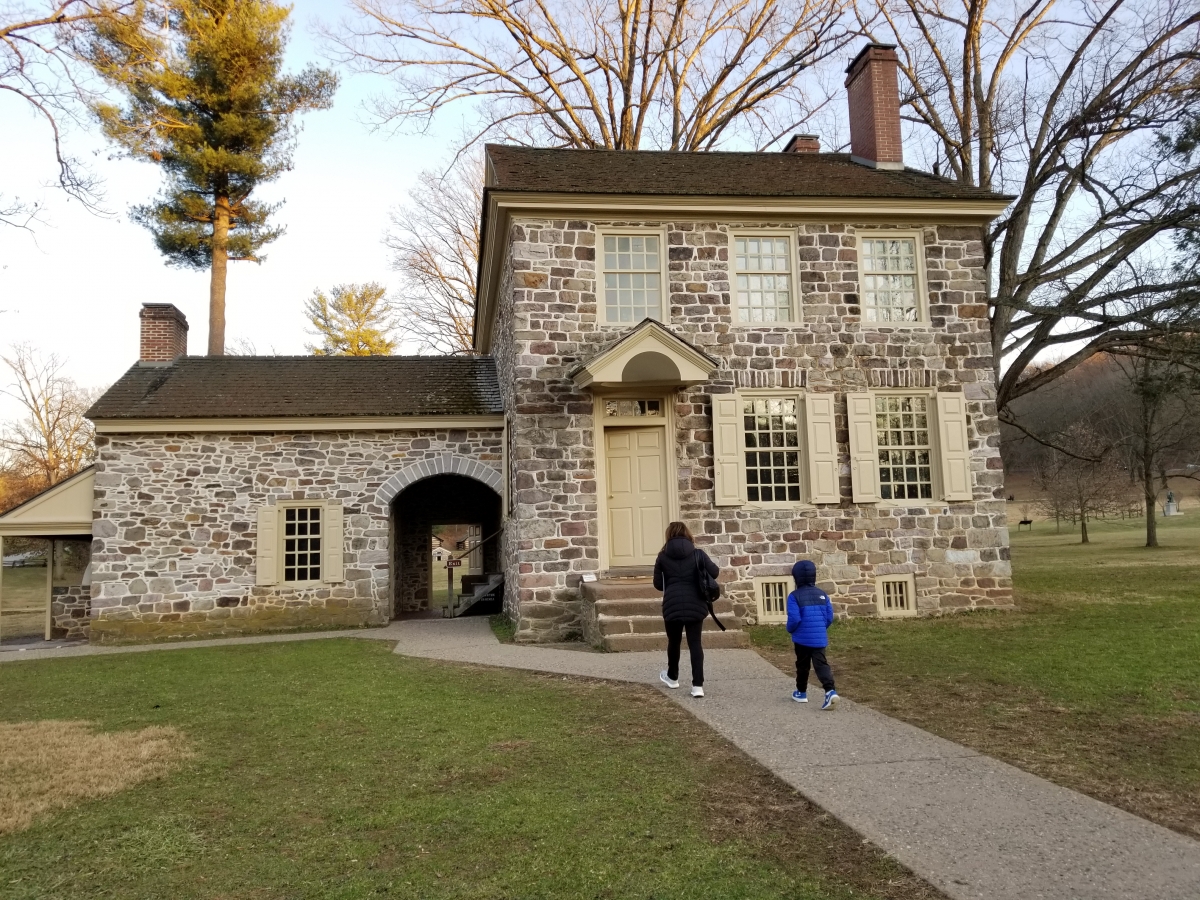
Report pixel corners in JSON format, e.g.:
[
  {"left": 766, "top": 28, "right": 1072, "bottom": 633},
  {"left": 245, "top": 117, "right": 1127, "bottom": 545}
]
[{"left": 786, "top": 560, "right": 839, "bottom": 710}]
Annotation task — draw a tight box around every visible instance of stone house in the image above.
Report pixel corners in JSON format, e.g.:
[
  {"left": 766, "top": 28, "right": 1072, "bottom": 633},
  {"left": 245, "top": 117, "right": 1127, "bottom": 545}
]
[{"left": 0, "top": 43, "right": 1013, "bottom": 647}]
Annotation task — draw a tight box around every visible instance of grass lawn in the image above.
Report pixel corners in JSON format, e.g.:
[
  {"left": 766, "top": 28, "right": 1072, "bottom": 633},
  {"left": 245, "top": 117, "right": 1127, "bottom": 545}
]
[
  {"left": 0, "top": 640, "right": 942, "bottom": 900},
  {"left": 750, "top": 514, "right": 1200, "bottom": 838}
]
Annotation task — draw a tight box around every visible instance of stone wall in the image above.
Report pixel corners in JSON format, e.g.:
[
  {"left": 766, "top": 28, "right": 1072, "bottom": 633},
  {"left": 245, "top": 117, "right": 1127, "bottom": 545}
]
[
  {"left": 495, "top": 217, "right": 1011, "bottom": 640},
  {"left": 90, "top": 429, "right": 503, "bottom": 642},
  {"left": 51, "top": 585, "right": 90, "bottom": 640}
]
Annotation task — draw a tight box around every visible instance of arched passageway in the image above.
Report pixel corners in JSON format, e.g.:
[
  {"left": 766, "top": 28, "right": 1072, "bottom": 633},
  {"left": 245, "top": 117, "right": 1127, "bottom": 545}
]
[{"left": 390, "top": 473, "right": 502, "bottom": 617}]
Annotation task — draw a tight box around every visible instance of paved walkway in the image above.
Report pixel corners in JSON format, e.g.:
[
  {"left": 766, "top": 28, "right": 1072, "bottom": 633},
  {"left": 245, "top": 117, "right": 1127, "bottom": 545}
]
[{"left": 6, "top": 620, "right": 1200, "bottom": 900}]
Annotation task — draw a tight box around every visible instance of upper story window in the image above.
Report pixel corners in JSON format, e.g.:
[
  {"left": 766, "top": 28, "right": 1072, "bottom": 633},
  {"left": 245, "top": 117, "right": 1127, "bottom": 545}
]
[
  {"left": 602, "top": 233, "right": 662, "bottom": 323},
  {"left": 733, "top": 235, "right": 794, "bottom": 323},
  {"left": 859, "top": 234, "right": 922, "bottom": 322}
]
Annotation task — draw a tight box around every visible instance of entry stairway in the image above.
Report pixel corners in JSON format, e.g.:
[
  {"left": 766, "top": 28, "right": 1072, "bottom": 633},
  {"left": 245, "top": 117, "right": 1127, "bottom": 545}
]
[
  {"left": 444, "top": 573, "right": 504, "bottom": 618},
  {"left": 580, "top": 571, "right": 750, "bottom": 651}
]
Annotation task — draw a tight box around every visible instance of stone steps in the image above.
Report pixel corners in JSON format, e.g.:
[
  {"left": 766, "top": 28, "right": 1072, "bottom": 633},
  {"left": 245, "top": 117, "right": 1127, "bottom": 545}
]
[{"left": 580, "top": 576, "right": 749, "bottom": 651}]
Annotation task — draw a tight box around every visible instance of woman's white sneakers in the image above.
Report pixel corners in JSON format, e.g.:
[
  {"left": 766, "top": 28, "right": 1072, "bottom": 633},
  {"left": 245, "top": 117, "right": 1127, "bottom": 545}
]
[
  {"left": 690, "top": 686, "right": 704, "bottom": 698},
  {"left": 659, "top": 671, "right": 680, "bottom": 689}
]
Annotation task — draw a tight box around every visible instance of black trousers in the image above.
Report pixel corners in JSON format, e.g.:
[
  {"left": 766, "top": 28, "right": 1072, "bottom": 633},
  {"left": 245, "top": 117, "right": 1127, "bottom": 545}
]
[
  {"left": 794, "top": 644, "right": 835, "bottom": 692},
  {"left": 665, "top": 619, "right": 704, "bottom": 686}
]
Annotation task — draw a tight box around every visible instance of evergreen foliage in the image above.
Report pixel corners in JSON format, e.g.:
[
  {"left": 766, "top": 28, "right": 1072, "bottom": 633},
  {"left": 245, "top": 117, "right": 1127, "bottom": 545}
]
[
  {"left": 304, "top": 282, "right": 398, "bottom": 356},
  {"left": 84, "top": 0, "right": 337, "bottom": 354}
]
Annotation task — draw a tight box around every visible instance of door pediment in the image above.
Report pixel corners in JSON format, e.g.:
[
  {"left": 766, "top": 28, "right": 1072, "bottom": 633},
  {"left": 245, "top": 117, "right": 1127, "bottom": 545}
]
[{"left": 570, "top": 319, "right": 717, "bottom": 389}]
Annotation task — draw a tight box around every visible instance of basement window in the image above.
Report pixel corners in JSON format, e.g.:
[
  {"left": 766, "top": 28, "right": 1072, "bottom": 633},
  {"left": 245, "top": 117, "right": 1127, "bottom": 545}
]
[
  {"left": 755, "top": 577, "right": 791, "bottom": 624},
  {"left": 875, "top": 574, "right": 917, "bottom": 617}
]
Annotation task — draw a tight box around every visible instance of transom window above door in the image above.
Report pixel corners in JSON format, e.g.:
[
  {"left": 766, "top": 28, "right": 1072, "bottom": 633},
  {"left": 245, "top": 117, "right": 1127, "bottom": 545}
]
[
  {"left": 602, "top": 233, "right": 662, "bottom": 323},
  {"left": 605, "top": 399, "right": 662, "bottom": 417},
  {"left": 734, "top": 235, "right": 794, "bottom": 323}
]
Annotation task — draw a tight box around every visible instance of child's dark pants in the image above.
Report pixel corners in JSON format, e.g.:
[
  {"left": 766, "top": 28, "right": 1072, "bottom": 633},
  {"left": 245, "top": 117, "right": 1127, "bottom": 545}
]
[{"left": 794, "top": 644, "right": 835, "bottom": 693}]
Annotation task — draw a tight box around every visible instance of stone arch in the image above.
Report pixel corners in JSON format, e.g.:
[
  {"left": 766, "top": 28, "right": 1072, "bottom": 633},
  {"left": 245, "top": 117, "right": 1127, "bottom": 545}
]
[{"left": 376, "top": 453, "right": 503, "bottom": 507}]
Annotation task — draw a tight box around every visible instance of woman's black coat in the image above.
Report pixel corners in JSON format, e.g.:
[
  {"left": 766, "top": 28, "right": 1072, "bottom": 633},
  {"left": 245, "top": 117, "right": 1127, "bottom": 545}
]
[{"left": 653, "top": 537, "right": 719, "bottom": 623}]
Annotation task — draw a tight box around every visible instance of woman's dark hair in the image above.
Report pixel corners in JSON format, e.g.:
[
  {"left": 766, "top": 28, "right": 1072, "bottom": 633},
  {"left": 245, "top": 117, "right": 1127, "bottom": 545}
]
[{"left": 664, "top": 521, "right": 693, "bottom": 544}]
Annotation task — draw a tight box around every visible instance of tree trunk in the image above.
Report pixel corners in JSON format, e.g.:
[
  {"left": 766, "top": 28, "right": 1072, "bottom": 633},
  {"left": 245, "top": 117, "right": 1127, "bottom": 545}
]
[
  {"left": 208, "top": 194, "right": 230, "bottom": 356},
  {"left": 1081, "top": 516, "right": 1089, "bottom": 544},
  {"left": 1142, "top": 420, "right": 1158, "bottom": 548}
]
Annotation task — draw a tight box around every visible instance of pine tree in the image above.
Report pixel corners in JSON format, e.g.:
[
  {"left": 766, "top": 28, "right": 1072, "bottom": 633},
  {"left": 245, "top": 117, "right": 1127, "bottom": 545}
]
[
  {"left": 304, "top": 283, "right": 397, "bottom": 356},
  {"left": 85, "top": 0, "right": 337, "bottom": 354}
]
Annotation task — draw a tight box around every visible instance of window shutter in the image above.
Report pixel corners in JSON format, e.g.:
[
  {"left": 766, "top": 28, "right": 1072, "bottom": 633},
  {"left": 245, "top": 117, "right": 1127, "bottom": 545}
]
[
  {"left": 805, "top": 393, "right": 840, "bottom": 504},
  {"left": 846, "top": 393, "right": 880, "bottom": 503},
  {"left": 711, "top": 393, "right": 746, "bottom": 507},
  {"left": 256, "top": 506, "right": 277, "bottom": 586},
  {"left": 936, "top": 393, "right": 973, "bottom": 501},
  {"left": 323, "top": 501, "right": 345, "bottom": 583}
]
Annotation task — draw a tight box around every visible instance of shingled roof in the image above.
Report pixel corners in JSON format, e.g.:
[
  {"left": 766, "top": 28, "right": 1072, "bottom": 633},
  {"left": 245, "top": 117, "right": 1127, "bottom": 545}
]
[
  {"left": 87, "top": 356, "right": 503, "bottom": 420},
  {"left": 484, "top": 145, "right": 1010, "bottom": 203}
]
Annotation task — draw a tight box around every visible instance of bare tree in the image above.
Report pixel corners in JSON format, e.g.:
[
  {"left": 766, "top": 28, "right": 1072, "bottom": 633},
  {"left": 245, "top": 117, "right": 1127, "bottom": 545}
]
[
  {"left": 0, "top": 344, "right": 96, "bottom": 491},
  {"left": 331, "top": 0, "right": 853, "bottom": 151},
  {"left": 0, "top": 1, "right": 152, "bottom": 226},
  {"left": 1035, "top": 423, "right": 1132, "bottom": 543},
  {"left": 385, "top": 156, "right": 480, "bottom": 353},
  {"left": 1111, "top": 340, "right": 1200, "bottom": 546},
  {"left": 859, "top": 0, "right": 1200, "bottom": 412}
]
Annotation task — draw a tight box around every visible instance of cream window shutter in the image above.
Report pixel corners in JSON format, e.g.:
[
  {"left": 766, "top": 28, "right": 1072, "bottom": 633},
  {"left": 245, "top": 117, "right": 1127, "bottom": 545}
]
[
  {"left": 256, "top": 506, "right": 278, "bottom": 586},
  {"left": 323, "top": 501, "right": 345, "bottom": 583},
  {"left": 846, "top": 393, "right": 881, "bottom": 503},
  {"left": 805, "top": 393, "right": 840, "bottom": 504},
  {"left": 712, "top": 393, "right": 746, "bottom": 506},
  {"left": 936, "top": 393, "right": 973, "bottom": 501}
]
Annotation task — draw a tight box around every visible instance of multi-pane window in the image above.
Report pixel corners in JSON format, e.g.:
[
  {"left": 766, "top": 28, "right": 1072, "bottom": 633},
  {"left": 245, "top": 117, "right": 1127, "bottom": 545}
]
[
  {"left": 605, "top": 399, "right": 662, "bottom": 417},
  {"left": 283, "top": 506, "right": 322, "bottom": 582},
  {"left": 861, "top": 237, "right": 920, "bottom": 322},
  {"left": 757, "top": 579, "right": 790, "bottom": 623},
  {"left": 875, "top": 396, "right": 933, "bottom": 500},
  {"left": 743, "top": 397, "right": 801, "bottom": 503},
  {"left": 603, "top": 234, "right": 662, "bottom": 323},
  {"left": 734, "top": 236, "right": 793, "bottom": 322}
]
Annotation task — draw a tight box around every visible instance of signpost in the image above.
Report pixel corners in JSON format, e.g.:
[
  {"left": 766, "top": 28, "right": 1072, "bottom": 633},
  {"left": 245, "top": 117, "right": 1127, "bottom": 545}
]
[{"left": 446, "top": 558, "right": 463, "bottom": 608}]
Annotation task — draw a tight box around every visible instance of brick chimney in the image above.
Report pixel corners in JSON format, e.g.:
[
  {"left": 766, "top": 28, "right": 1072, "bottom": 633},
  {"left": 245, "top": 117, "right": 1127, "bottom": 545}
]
[
  {"left": 844, "top": 43, "right": 904, "bottom": 170},
  {"left": 139, "top": 303, "right": 188, "bottom": 364},
  {"left": 783, "top": 134, "right": 821, "bottom": 153}
]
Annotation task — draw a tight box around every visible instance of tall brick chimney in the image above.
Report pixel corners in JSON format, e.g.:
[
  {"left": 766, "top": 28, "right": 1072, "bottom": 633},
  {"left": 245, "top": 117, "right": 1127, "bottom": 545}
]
[
  {"left": 139, "top": 303, "right": 188, "bottom": 364},
  {"left": 844, "top": 43, "right": 904, "bottom": 170}
]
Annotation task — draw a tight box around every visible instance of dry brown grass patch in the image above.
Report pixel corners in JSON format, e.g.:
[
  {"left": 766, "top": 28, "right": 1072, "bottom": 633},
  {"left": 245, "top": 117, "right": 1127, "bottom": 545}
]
[{"left": 0, "top": 720, "right": 191, "bottom": 835}]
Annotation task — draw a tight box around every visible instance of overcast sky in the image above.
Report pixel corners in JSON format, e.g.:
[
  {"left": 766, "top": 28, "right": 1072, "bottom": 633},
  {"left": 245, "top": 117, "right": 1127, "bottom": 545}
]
[{"left": 0, "top": 1, "right": 458, "bottom": 422}]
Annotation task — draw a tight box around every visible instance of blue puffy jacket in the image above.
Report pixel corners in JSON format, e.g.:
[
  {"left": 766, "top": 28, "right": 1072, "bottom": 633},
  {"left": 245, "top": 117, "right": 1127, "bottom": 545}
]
[{"left": 786, "top": 560, "right": 834, "bottom": 648}]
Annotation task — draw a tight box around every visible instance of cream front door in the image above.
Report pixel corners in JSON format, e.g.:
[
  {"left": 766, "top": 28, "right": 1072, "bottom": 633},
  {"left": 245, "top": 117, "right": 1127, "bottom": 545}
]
[{"left": 605, "top": 427, "right": 668, "bottom": 567}]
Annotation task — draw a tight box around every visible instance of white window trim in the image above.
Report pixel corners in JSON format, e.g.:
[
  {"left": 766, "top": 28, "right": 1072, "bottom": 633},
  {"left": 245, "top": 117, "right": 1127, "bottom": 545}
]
[
  {"left": 596, "top": 225, "right": 670, "bottom": 327},
  {"left": 729, "top": 228, "right": 802, "bottom": 326},
  {"left": 855, "top": 230, "right": 929, "bottom": 326},
  {"left": 875, "top": 573, "right": 918, "bottom": 618},
  {"left": 754, "top": 576, "right": 792, "bottom": 624},
  {"left": 738, "top": 389, "right": 808, "bottom": 509},
  {"left": 869, "top": 389, "right": 942, "bottom": 507},
  {"left": 276, "top": 500, "right": 329, "bottom": 587}
]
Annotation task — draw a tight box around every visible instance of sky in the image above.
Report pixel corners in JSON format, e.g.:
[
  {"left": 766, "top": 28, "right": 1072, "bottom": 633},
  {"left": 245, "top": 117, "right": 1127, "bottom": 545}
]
[{"left": 0, "top": 1, "right": 457, "bottom": 422}]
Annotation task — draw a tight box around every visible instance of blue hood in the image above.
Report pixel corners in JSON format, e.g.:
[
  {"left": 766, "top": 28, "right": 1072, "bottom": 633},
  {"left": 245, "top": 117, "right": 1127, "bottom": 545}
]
[{"left": 792, "top": 560, "right": 817, "bottom": 589}]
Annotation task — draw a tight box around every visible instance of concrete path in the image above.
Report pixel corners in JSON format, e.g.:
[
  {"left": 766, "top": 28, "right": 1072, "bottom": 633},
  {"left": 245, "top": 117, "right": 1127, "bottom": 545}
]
[{"left": 6, "top": 619, "right": 1200, "bottom": 900}]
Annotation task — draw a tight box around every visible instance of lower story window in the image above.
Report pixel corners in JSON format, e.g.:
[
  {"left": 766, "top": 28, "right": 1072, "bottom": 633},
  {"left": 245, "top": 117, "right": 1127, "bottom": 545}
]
[
  {"left": 875, "top": 395, "right": 933, "bottom": 500},
  {"left": 284, "top": 506, "right": 322, "bottom": 582},
  {"left": 743, "top": 397, "right": 801, "bottom": 503},
  {"left": 756, "top": 578, "right": 791, "bottom": 624},
  {"left": 876, "top": 574, "right": 916, "bottom": 617}
]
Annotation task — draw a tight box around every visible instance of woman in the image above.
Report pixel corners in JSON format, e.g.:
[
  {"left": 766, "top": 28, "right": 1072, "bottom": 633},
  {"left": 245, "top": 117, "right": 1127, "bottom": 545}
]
[{"left": 653, "top": 521, "right": 718, "bottom": 698}]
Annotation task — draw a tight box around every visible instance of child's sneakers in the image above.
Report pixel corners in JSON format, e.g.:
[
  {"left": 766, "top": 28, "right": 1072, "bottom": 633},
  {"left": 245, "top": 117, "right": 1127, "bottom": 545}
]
[
  {"left": 690, "top": 685, "right": 704, "bottom": 698},
  {"left": 821, "top": 689, "right": 839, "bottom": 710},
  {"left": 659, "top": 671, "right": 680, "bottom": 689},
  {"left": 791, "top": 691, "right": 808, "bottom": 703}
]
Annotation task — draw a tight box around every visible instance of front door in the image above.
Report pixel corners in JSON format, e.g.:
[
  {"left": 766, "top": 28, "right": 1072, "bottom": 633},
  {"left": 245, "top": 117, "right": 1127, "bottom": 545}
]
[{"left": 605, "top": 427, "right": 668, "bottom": 567}]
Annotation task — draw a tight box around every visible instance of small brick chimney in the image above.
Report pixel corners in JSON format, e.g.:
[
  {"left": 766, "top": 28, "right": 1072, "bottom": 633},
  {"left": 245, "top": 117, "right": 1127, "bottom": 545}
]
[
  {"left": 139, "top": 303, "right": 188, "bottom": 364},
  {"left": 844, "top": 43, "right": 904, "bottom": 170},
  {"left": 783, "top": 134, "right": 821, "bottom": 153}
]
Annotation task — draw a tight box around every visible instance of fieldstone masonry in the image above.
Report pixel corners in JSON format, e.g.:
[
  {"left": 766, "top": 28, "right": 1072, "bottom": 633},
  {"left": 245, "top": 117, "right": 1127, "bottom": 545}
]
[
  {"left": 90, "top": 428, "right": 502, "bottom": 642},
  {"left": 495, "top": 217, "right": 1012, "bottom": 641}
]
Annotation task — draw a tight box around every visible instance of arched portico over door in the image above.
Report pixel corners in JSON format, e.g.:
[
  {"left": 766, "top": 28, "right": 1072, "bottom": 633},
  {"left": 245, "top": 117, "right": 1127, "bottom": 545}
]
[{"left": 379, "top": 455, "right": 503, "bottom": 618}]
